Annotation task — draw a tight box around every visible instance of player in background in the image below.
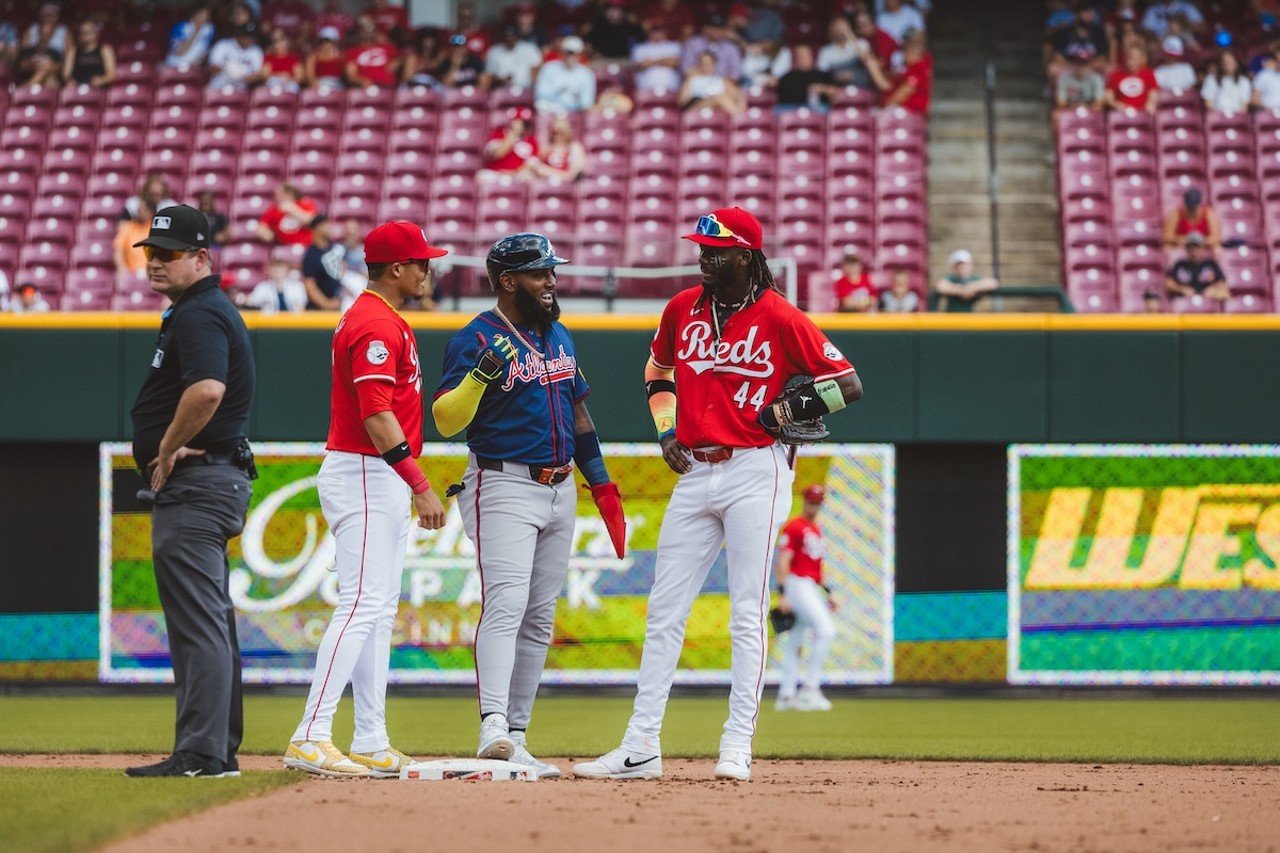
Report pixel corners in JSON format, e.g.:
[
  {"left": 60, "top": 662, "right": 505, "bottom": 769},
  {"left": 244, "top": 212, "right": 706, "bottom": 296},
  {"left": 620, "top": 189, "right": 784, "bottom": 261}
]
[
  {"left": 774, "top": 484, "right": 837, "bottom": 712},
  {"left": 433, "top": 233, "right": 625, "bottom": 780},
  {"left": 575, "top": 207, "right": 862, "bottom": 782},
  {"left": 284, "top": 222, "right": 448, "bottom": 778}
]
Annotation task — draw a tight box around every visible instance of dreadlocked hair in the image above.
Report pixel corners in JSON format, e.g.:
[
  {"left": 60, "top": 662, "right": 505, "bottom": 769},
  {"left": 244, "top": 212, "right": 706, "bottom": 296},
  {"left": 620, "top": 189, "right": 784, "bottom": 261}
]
[{"left": 695, "top": 249, "right": 779, "bottom": 310}]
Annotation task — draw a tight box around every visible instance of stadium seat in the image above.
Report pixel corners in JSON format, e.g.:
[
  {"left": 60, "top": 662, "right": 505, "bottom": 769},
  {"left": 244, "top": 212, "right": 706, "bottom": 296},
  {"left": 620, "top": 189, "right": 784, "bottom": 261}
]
[
  {"left": 336, "top": 148, "right": 383, "bottom": 176},
  {"left": 153, "top": 83, "right": 202, "bottom": 112},
  {"left": 1170, "top": 293, "right": 1223, "bottom": 313}
]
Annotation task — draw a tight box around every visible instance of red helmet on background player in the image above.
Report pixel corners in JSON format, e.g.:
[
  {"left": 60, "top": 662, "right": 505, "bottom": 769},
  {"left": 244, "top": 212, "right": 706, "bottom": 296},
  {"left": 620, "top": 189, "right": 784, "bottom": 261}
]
[{"left": 803, "top": 484, "right": 825, "bottom": 504}]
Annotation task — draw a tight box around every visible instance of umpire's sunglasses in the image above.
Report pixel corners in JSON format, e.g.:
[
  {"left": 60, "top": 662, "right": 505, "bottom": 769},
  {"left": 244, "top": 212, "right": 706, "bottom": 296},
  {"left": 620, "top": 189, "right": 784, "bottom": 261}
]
[
  {"left": 693, "top": 214, "right": 738, "bottom": 241},
  {"left": 142, "top": 246, "right": 193, "bottom": 262}
]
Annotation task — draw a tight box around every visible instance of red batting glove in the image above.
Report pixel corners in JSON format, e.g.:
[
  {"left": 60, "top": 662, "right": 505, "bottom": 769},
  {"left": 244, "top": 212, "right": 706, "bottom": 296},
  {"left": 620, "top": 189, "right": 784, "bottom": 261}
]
[{"left": 590, "top": 482, "right": 626, "bottom": 558}]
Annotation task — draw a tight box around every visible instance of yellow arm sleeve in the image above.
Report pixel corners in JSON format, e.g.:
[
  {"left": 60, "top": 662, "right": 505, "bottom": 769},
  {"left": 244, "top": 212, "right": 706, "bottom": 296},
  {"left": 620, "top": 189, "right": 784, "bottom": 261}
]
[
  {"left": 644, "top": 356, "right": 677, "bottom": 437},
  {"left": 431, "top": 373, "right": 489, "bottom": 438}
]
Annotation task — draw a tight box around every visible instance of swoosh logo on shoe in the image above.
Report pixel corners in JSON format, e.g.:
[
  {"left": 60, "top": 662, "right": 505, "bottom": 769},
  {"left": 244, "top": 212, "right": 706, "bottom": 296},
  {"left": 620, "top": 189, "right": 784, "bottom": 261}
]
[
  {"left": 295, "top": 745, "right": 321, "bottom": 762},
  {"left": 183, "top": 769, "right": 203, "bottom": 777},
  {"left": 364, "top": 755, "right": 396, "bottom": 769},
  {"left": 622, "top": 756, "right": 658, "bottom": 768}
]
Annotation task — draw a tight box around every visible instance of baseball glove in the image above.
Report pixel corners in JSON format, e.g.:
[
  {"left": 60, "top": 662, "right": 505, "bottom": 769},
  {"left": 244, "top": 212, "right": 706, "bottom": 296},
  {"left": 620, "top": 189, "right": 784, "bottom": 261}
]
[
  {"left": 765, "top": 375, "right": 831, "bottom": 446},
  {"left": 769, "top": 606, "right": 797, "bottom": 634}
]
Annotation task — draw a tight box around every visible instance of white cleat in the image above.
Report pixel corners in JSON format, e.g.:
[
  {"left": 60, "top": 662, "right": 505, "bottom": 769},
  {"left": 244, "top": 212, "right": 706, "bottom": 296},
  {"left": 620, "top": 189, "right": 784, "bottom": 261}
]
[
  {"left": 283, "top": 740, "right": 370, "bottom": 778},
  {"left": 509, "top": 731, "right": 561, "bottom": 779},
  {"left": 572, "top": 746, "right": 663, "bottom": 780},
  {"left": 775, "top": 694, "right": 798, "bottom": 711},
  {"left": 477, "top": 714, "right": 515, "bottom": 760},
  {"left": 714, "top": 750, "right": 752, "bottom": 781},
  {"left": 795, "top": 687, "right": 834, "bottom": 711}
]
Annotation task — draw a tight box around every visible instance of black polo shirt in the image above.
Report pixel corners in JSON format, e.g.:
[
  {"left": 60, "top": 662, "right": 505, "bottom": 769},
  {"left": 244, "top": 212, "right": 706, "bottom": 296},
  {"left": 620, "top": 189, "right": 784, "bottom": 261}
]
[{"left": 131, "top": 275, "right": 255, "bottom": 468}]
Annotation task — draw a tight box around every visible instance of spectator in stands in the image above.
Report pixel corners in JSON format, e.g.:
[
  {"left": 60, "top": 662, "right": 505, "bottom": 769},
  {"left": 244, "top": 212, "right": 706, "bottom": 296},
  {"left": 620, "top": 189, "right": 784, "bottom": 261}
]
[
  {"left": 508, "top": 2, "right": 548, "bottom": 49},
  {"left": 879, "top": 268, "right": 921, "bottom": 312},
  {"left": 123, "top": 175, "right": 178, "bottom": 222},
  {"left": 1141, "top": 0, "right": 1203, "bottom": 39},
  {"left": 593, "top": 83, "right": 635, "bottom": 113},
  {"left": 401, "top": 29, "right": 445, "bottom": 87},
  {"left": 9, "top": 282, "right": 51, "bottom": 314},
  {"left": 15, "top": 13, "right": 63, "bottom": 88},
  {"left": 477, "top": 107, "right": 541, "bottom": 183},
  {"left": 315, "top": 0, "right": 355, "bottom": 38},
  {"left": 1047, "top": 3, "right": 1108, "bottom": 78},
  {"left": 340, "top": 218, "right": 366, "bottom": 277},
  {"left": 23, "top": 3, "right": 67, "bottom": 56},
  {"left": 877, "top": 0, "right": 926, "bottom": 43},
  {"left": 864, "top": 29, "right": 933, "bottom": 115},
  {"left": 934, "top": 249, "right": 998, "bottom": 312},
  {"left": 741, "top": 39, "right": 791, "bottom": 89},
  {"left": 305, "top": 27, "right": 347, "bottom": 88},
  {"left": 1142, "top": 289, "right": 1164, "bottom": 312},
  {"left": 530, "top": 116, "right": 587, "bottom": 182},
  {"left": 255, "top": 28, "right": 303, "bottom": 89},
  {"left": 367, "top": 0, "right": 410, "bottom": 39},
  {"left": 536, "top": 36, "right": 597, "bottom": 112},
  {"left": 1202, "top": 50, "right": 1252, "bottom": 114},
  {"left": 196, "top": 191, "right": 231, "bottom": 247},
  {"left": 642, "top": 0, "right": 698, "bottom": 41},
  {"left": 114, "top": 201, "right": 153, "bottom": 287},
  {"left": 165, "top": 6, "right": 216, "bottom": 71},
  {"left": 245, "top": 257, "right": 308, "bottom": 313},
  {"left": 255, "top": 183, "right": 320, "bottom": 246},
  {"left": 1162, "top": 14, "right": 1201, "bottom": 57},
  {"left": 209, "top": 23, "right": 264, "bottom": 89},
  {"left": 1056, "top": 53, "right": 1105, "bottom": 110},
  {"left": 631, "top": 24, "right": 683, "bottom": 94},
  {"left": 1253, "top": 49, "right": 1280, "bottom": 110},
  {"left": 854, "top": 8, "right": 899, "bottom": 71},
  {"left": 0, "top": 22, "right": 19, "bottom": 71},
  {"left": 301, "top": 220, "right": 345, "bottom": 310},
  {"left": 833, "top": 252, "right": 877, "bottom": 312},
  {"left": 1105, "top": 44, "right": 1159, "bottom": 112},
  {"left": 1165, "top": 232, "right": 1229, "bottom": 302},
  {"left": 1153, "top": 36, "right": 1196, "bottom": 92},
  {"left": 346, "top": 13, "right": 401, "bottom": 88},
  {"left": 588, "top": 0, "right": 645, "bottom": 61},
  {"left": 775, "top": 44, "right": 838, "bottom": 112},
  {"left": 681, "top": 15, "right": 744, "bottom": 81},
  {"left": 1162, "top": 188, "right": 1221, "bottom": 251},
  {"left": 818, "top": 15, "right": 871, "bottom": 90},
  {"left": 679, "top": 49, "right": 747, "bottom": 113},
  {"left": 432, "top": 32, "right": 485, "bottom": 89},
  {"left": 220, "top": 2, "right": 256, "bottom": 38},
  {"left": 61, "top": 21, "right": 115, "bottom": 88},
  {"left": 742, "top": 0, "right": 785, "bottom": 47},
  {"left": 486, "top": 24, "right": 543, "bottom": 90},
  {"left": 261, "top": 0, "right": 315, "bottom": 40},
  {"left": 0, "top": 268, "right": 9, "bottom": 312}
]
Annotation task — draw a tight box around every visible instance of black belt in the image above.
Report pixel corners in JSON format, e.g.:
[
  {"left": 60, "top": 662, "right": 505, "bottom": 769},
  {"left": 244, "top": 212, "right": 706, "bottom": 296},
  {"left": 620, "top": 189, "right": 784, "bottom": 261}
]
[
  {"left": 173, "top": 451, "right": 242, "bottom": 471},
  {"left": 476, "top": 455, "right": 574, "bottom": 485}
]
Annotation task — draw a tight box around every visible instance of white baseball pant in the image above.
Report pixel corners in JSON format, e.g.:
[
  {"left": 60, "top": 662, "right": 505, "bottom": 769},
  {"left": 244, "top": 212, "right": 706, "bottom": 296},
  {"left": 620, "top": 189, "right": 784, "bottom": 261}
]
[
  {"left": 776, "top": 575, "right": 836, "bottom": 698},
  {"left": 458, "top": 457, "right": 576, "bottom": 730},
  {"left": 291, "top": 451, "right": 411, "bottom": 753},
  {"left": 623, "top": 443, "right": 794, "bottom": 755}
]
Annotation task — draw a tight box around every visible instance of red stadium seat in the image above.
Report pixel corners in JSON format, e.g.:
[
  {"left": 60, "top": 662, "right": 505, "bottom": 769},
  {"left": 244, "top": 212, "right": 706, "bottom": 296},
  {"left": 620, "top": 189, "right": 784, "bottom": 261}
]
[
  {"left": 242, "top": 126, "right": 290, "bottom": 156},
  {"left": 1225, "top": 292, "right": 1273, "bottom": 312},
  {"left": 1170, "top": 293, "right": 1223, "bottom": 313},
  {"left": 153, "top": 82, "right": 202, "bottom": 111}
]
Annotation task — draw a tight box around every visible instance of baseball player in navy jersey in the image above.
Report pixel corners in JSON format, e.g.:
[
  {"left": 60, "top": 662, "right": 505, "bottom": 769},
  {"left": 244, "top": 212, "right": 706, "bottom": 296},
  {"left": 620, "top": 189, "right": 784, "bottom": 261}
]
[
  {"left": 433, "top": 233, "right": 625, "bottom": 780},
  {"left": 575, "top": 206, "right": 862, "bottom": 782}
]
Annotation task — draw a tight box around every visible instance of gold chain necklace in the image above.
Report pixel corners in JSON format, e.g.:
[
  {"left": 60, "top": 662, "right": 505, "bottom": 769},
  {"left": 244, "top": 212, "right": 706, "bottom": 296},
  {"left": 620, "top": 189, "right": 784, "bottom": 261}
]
[
  {"left": 363, "top": 288, "right": 402, "bottom": 317},
  {"left": 492, "top": 305, "right": 545, "bottom": 361}
]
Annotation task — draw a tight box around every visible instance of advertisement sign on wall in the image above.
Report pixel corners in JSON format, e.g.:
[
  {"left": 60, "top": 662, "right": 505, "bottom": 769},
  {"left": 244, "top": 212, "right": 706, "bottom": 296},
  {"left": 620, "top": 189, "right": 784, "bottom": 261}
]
[
  {"left": 1009, "top": 445, "right": 1280, "bottom": 685},
  {"left": 101, "top": 443, "right": 894, "bottom": 686}
]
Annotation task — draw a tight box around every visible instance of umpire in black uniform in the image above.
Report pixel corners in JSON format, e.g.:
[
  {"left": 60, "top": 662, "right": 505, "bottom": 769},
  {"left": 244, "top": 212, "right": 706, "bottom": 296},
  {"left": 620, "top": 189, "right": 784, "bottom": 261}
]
[{"left": 125, "top": 205, "right": 257, "bottom": 778}]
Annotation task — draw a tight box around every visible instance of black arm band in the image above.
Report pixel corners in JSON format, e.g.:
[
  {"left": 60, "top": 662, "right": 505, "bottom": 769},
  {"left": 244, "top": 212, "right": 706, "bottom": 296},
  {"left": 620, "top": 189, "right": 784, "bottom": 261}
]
[
  {"left": 645, "top": 379, "right": 676, "bottom": 397},
  {"left": 779, "top": 382, "right": 834, "bottom": 422},
  {"left": 380, "top": 441, "right": 413, "bottom": 464}
]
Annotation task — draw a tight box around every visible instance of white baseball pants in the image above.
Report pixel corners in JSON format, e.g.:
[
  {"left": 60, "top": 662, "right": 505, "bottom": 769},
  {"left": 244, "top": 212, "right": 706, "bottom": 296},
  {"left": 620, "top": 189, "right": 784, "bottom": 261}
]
[
  {"left": 458, "top": 457, "right": 576, "bottom": 730},
  {"left": 623, "top": 443, "right": 794, "bottom": 755},
  {"left": 776, "top": 575, "right": 836, "bottom": 698},
  {"left": 291, "top": 451, "right": 410, "bottom": 753}
]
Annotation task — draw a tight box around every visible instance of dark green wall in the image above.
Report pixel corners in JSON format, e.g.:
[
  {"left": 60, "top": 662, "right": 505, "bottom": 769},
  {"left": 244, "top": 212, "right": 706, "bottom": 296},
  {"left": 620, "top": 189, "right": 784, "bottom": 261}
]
[{"left": 1, "top": 327, "right": 1277, "bottom": 443}]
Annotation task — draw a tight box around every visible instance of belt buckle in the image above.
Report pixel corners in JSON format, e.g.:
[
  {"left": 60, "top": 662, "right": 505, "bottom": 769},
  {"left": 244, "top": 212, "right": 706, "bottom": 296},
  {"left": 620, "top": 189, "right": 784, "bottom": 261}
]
[{"left": 533, "top": 467, "right": 555, "bottom": 485}]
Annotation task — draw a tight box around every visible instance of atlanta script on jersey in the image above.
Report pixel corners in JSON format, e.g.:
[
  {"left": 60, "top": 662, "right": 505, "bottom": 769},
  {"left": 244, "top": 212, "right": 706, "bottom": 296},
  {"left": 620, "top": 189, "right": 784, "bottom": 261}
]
[{"left": 650, "top": 287, "right": 855, "bottom": 449}]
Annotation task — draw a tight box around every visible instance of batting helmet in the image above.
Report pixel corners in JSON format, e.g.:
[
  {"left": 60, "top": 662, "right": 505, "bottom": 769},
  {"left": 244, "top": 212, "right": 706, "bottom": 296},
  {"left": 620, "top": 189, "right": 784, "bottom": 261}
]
[{"left": 485, "top": 233, "right": 569, "bottom": 286}]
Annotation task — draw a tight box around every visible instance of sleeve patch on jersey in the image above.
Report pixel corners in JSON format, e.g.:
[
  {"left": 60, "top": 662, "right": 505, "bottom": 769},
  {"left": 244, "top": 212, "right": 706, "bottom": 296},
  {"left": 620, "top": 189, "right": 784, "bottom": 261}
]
[
  {"left": 822, "top": 341, "right": 843, "bottom": 361},
  {"left": 366, "top": 340, "right": 390, "bottom": 365}
]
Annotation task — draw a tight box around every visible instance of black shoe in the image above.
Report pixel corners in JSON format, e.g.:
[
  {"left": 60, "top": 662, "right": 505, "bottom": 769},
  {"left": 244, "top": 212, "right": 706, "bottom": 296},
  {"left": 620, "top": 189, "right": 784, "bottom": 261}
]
[
  {"left": 223, "top": 755, "right": 241, "bottom": 777},
  {"left": 125, "top": 750, "right": 226, "bottom": 778}
]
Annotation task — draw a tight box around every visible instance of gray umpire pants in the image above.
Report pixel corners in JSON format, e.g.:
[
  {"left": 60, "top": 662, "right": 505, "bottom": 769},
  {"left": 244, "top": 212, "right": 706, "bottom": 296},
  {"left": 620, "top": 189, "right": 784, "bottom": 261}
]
[{"left": 151, "top": 463, "right": 252, "bottom": 763}]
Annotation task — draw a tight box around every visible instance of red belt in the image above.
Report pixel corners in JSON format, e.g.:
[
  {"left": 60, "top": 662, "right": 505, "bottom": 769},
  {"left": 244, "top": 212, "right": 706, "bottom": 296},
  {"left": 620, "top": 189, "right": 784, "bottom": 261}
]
[{"left": 691, "top": 447, "right": 734, "bottom": 464}]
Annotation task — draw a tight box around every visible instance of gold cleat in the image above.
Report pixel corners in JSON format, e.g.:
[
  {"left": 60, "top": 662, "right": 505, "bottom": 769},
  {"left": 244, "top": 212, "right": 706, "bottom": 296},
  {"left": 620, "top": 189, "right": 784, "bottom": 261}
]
[
  {"left": 283, "top": 740, "right": 370, "bottom": 778},
  {"left": 348, "top": 746, "right": 414, "bottom": 778}
]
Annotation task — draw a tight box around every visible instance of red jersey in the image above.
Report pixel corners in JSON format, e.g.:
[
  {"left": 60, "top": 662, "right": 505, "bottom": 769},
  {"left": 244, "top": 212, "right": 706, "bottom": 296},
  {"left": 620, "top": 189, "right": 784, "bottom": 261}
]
[
  {"left": 327, "top": 291, "right": 424, "bottom": 457},
  {"left": 1107, "top": 67, "right": 1157, "bottom": 109},
  {"left": 263, "top": 52, "right": 301, "bottom": 78},
  {"left": 778, "top": 516, "right": 824, "bottom": 584},
  {"left": 258, "top": 197, "right": 319, "bottom": 246},
  {"left": 835, "top": 272, "right": 878, "bottom": 304},
  {"left": 1175, "top": 206, "right": 1212, "bottom": 237},
  {"left": 889, "top": 54, "right": 933, "bottom": 115},
  {"left": 650, "top": 287, "right": 856, "bottom": 449},
  {"left": 483, "top": 127, "right": 540, "bottom": 171},
  {"left": 347, "top": 43, "right": 399, "bottom": 86},
  {"left": 369, "top": 5, "right": 409, "bottom": 35}
]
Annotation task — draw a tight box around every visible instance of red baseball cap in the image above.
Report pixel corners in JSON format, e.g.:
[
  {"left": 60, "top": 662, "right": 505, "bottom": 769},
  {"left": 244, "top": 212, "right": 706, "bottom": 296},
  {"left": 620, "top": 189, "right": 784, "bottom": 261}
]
[
  {"left": 364, "top": 221, "right": 449, "bottom": 263},
  {"left": 803, "top": 484, "right": 826, "bottom": 504},
  {"left": 682, "top": 206, "right": 764, "bottom": 251}
]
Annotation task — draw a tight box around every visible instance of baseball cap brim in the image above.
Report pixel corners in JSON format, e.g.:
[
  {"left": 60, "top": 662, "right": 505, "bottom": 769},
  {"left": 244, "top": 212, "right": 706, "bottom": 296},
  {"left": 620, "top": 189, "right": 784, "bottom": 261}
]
[
  {"left": 133, "top": 234, "right": 202, "bottom": 250},
  {"left": 682, "top": 233, "right": 746, "bottom": 248}
]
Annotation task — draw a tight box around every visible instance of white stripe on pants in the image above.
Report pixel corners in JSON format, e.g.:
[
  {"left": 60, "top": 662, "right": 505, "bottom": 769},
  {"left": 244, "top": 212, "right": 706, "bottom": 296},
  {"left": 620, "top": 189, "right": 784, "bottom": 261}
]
[
  {"left": 458, "top": 458, "right": 576, "bottom": 729},
  {"left": 777, "top": 575, "right": 836, "bottom": 697},
  {"left": 292, "top": 451, "right": 410, "bottom": 752},
  {"left": 623, "top": 443, "right": 794, "bottom": 755}
]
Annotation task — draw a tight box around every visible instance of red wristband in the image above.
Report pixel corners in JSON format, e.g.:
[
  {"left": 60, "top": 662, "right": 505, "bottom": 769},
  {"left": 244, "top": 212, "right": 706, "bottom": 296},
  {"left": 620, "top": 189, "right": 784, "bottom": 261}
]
[{"left": 390, "top": 455, "right": 431, "bottom": 494}]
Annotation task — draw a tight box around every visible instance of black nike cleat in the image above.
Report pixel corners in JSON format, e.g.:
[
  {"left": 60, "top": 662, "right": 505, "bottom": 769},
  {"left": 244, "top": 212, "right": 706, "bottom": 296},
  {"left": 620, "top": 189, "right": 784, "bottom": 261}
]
[{"left": 125, "top": 751, "right": 228, "bottom": 778}]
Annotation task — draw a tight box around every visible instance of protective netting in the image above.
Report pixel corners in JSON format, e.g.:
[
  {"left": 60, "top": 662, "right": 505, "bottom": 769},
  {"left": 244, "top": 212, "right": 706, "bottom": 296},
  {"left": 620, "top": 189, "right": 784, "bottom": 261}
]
[
  {"left": 1012, "top": 446, "right": 1280, "bottom": 685},
  {"left": 102, "top": 443, "right": 894, "bottom": 686}
]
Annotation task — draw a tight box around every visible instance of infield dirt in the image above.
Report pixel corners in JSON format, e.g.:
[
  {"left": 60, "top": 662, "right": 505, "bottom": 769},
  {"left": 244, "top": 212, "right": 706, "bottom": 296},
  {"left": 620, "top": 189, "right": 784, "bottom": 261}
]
[{"left": 2, "top": 754, "right": 1277, "bottom": 852}]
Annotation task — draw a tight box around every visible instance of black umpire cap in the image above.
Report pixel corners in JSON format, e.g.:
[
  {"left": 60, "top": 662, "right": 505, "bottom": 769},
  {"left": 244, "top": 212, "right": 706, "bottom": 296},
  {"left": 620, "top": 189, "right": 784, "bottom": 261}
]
[{"left": 132, "top": 205, "right": 211, "bottom": 251}]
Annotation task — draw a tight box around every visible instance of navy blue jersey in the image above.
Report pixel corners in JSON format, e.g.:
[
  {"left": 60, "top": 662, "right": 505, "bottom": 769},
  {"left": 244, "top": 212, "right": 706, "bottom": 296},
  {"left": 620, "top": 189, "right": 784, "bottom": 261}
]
[{"left": 436, "top": 311, "right": 589, "bottom": 466}]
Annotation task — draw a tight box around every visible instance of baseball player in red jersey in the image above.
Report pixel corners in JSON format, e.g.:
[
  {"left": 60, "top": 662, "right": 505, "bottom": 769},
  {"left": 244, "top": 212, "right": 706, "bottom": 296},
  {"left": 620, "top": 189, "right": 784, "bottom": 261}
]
[
  {"left": 284, "top": 222, "right": 448, "bottom": 778},
  {"left": 774, "top": 484, "right": 838, "bottom": 712},
  {"left": 575, "top": 206, "right": 863, "bottom": 782}
]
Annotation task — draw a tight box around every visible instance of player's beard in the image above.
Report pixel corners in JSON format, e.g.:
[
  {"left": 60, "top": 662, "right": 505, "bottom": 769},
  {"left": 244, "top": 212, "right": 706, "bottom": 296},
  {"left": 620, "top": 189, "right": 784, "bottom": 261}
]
[{"left": 515, "top": 282, "right": 560, "bottom": 330}]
